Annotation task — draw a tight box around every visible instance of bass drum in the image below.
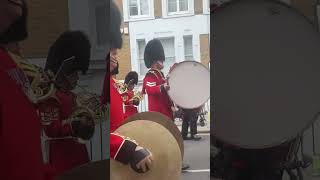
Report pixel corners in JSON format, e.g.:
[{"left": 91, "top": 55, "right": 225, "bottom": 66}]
[
  {"left": 168, "top": 61, "right": 210, "bottom": 109},
  {"left": 212, "top": 0, "right": 320, "bottom": 149}
]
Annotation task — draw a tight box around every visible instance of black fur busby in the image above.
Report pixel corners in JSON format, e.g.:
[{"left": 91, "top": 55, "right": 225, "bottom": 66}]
[
  {"left": 0, "top": 0, "right": 28, "bottom": 44},
  {"left": 144, "top": 39, "right": 165, "bottom": 68},
  {"left": 124, "top": 71, "right": 138, "bottom": 85},
  {"left": 45, "top": 31, "right": 91, "bottom": 75},
  {"left": 109, "top": 1, "right": 123, "bottom": 49}
]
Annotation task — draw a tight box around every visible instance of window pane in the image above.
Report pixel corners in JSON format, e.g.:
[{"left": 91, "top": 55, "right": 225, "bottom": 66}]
[
  {"left": 168, "top": 0, "right": 177, "bottom": 13},
  {"left": 184, "top": 36, "right": 193, "bottom": 60},
  {"left": 137, "top": 40, "right": 148, "bottom": 75},
  {"left": 140, "top": 0, "right": 149, "bottom": 15},
  {"left": 159, "top": 38, "right": 175, "bottom": 76},
  {"left": 95, "top": 5, "right": 108, "bottom": 46},
  {"left": 179, "top": 0, "right": 188, "bottom": 11},
  {"left": 129, "top": 0, "right": 138, "bottom": 16}
]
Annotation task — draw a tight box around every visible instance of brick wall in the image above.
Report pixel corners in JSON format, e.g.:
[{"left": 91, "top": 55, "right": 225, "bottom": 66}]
[
  {"left": 21, "top": 0, "right": 69, "bottom": 58},
  {"left": 195, "top": 0, "right": 204, "bottom": 15},
  {"left": 118, "top": 35, "right": 132, "bottom": 80},
  {"left": 200, "top": 34, "right": 210, "bottom": 68},
  {"left": 114, "top": 0, "right": 132, "bottom": 80},
  {"left": 154, "top": 0, "right": 163, "bottom": 18}
]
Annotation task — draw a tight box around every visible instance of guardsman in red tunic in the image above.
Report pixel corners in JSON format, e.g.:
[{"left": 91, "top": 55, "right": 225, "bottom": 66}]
[
  {"left": 142, "top": 39, "right": 190, "bottom": 170},
  {"left": 122, "top": 71, "right": 139, "bottom": 119},
  {"left": 102, "top": 1, "right": 154, "bottom": 173},
  {"left": 142, "top": 39, "right": 173, "bottom": 120},
  {"left": 0, "top": 1, "right": 50, "bottom": 179},
  {"left": 37, "top": 31, "right": 94, "bottom": 177}
]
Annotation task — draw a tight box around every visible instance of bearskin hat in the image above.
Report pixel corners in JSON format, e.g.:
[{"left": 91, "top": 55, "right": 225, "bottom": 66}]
[
  {"left": 0, "top": 0, "right": 28, "bottom": 44},
  {"left": 124, "top": 71, "right": 138, "bottom": 85},
  {"left": 144, "top": 39, "right": 165, "bottom": 68},
  {"left": 109, "top": 1, "right": 123, "bottom": 49},
  {"left": 45, "top": 31, "right": 91, "bottom": 75}
]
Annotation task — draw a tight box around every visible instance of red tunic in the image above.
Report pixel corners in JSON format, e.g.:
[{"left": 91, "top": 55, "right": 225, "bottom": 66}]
[
  {"left": 102, "top": 75, "right": 138, "bottom": 164},
  {"left": 122, "top": 89, "right": 138, "bottom": 120},
  {"left": 142, "top": 69, "right": 173, "bottom": 120},
  {"left": 0, "top": 48, "right": 45, "bottom": 180},
  {"left": 37, "top": 90, "right": 89, "bottom": 177},
  {"left": 110, "top": 77, "right": 125, "bottom": 132}
]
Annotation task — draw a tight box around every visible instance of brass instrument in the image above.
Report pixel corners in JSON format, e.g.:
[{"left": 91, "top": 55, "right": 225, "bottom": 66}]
[
  {"left": 10, "top": 52, "right": 98, "bottom": 141},
  {"left": 115, "top": 78, "right": 144, "bottom": 102},
  {"left": 75, "top": 89, "right": 107, "bottom": 124},
  {"left": 130, "top": 90, "right": 144, "bottom": 102},
  {"left": 8, "top": 51, "right": 56, "bottom": 103}
]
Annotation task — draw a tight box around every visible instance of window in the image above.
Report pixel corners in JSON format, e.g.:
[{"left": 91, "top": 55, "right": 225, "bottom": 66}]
[
  {"left": 137, "top": 39, "right": 148, "bottom": 76},
  {"left": 129, "top": 0, "right": 150, "bottom": 17},
  {"left": 159, "top": 38, "right": 175, "bottom": 75},
  {"left": 95, "top": 5, "right": 108, "bottom": 46},
  {"left": 168, "top": 0, "right": 188, "bottom": 13},
  {"left": 184, "top": 36, "right": 193, "bottom": 61}
]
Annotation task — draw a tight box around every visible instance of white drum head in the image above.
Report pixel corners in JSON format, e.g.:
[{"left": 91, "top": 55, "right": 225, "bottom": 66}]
[
  {"left": 212, "top": 0, "right": 320, "bottom": 149},
  {"left": 168, "top": 61, "right": 210, "bottom": 109}
]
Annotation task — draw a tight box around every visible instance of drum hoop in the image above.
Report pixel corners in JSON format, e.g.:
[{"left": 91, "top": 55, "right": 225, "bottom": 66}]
[
  {"left": 123, "top": 112, "right": 184, "bottom": 158},
  {"left": 212, "top": 0, "right": 316, "bottom": 26},
  {"left": 168, "top": 60, "right": 210, "bottom": 109},
  {"left": 212, "top": 0, "right": 319, "bottom": 149}
]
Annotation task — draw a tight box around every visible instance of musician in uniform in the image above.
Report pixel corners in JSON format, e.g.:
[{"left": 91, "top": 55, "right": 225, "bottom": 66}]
[
  {"left": 180, "top": 107, "right": 202, "bottom": 141},
  {"left": 0, "top": 0, "right": 50, "bottom": 179},
  {"left": 106, "top": 1, "right": 153, "bottom": 173},
  {"left": 36, "top": 31, "right": 94, "bottom": 177},
  {"left": 122, "top": 71, "right": 140, "bottom": 119},
  {"left": 142, "top": 38, "right": 190, "bottom": 170},
  {"left": 142, "top": 39, "right": 173, "bottom": 120}
]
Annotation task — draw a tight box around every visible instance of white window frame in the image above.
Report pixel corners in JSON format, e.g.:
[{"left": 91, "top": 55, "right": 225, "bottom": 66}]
[
  {"left": 183, "top": 35, "right": 194, "bottom": 61},
  {"left": 123, "top": 0, "right": 155, "bottom": 22},
  {"left": 136, "top": 39, "right": 147, "bottom": 77},
  {"left": 203, "top": 0, "right": 210, "bottom": 14},
  {"left": 162, "top": 0, "right": 194, "bottom": 18}
]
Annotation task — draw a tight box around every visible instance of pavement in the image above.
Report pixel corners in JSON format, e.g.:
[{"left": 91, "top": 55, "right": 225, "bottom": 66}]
[
  {"left": 174, "top": 114, "right": 211, "bottom": 134},
  {"left": 181, "top": 133, "right": 211, "bottom": 180}
]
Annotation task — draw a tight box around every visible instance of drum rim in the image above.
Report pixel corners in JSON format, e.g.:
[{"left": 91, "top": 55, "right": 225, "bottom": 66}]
[
  {"left": 168, "top": 60, "right": 210, "bottom": 109},
  {"left": 212, "top": 0, "right": 319, "bottom": 149},
  {"left": 211, "top": 0, "right": 315, "bottom": 26}
]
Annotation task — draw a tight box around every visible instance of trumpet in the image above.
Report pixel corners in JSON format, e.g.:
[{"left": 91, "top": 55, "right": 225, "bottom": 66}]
[
  {"left": 7, "top": 51, "right": 56, "bottom": 103},
  {"left": 130, "top": 90, "right": 144, "bottom": 102},
  {"left": 75, "top": 86, "right": 107, "bottom": 124}
]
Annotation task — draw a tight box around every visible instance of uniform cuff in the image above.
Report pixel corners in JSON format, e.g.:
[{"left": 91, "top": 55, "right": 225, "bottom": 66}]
[{"left": 115, "top": 140, "right": 138, "bottom": 164}]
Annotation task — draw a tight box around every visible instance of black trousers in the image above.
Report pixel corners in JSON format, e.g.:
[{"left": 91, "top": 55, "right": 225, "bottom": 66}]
[{"left": 181, "top": 112, "right": 198, "bottom": 138}]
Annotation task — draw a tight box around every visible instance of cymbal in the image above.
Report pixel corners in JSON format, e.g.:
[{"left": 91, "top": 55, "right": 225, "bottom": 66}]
[
  {"left": 124, "top": 112, "right": 184, "bottom": 158},
  {"left": 111, "top": 120, "right": 182, "bottom": 180},
  {"left": 56, "top": 159, "right": 109, "bottom": 180}
]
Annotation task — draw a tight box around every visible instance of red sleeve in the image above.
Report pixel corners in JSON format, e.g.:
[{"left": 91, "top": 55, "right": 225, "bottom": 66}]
[
  {"left": 0, "top": 70, "right": 44, "bottom": 180},
  {"left": 110, "top": 133, "right": 137, "bottom": 164},
  {"left": 110, "top": 78, "right": 125, "bottom": 132},
  {"left": 37, "top": 99, "right": 73, "bottom": 138},
  {"left": 143, "top": 74, "right": 162, "bottom": 95}
]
